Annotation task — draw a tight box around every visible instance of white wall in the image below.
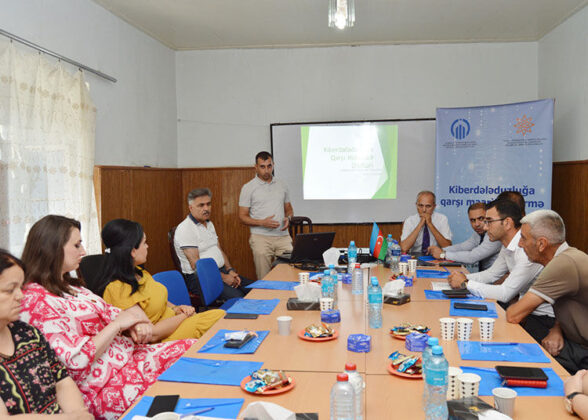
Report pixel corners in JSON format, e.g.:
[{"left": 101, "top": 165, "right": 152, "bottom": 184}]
[
  {"left": 538, "top": 5, "right": 588, "bottom": 162},
  {"left": 0, "top": 0, "right": 178, "bottom": 167},
  {"left": 176, "top": 42, "right": 538, "bottom": 167}
]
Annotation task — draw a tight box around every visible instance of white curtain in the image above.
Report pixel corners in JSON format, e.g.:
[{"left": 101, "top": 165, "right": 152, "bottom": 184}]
[{"left": 0, "top": 39, "right": 100, "bottom": 256}]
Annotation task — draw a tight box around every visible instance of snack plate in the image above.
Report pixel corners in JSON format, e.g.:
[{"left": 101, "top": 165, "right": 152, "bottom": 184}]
[
  {"left": 240, "top": 375, "right": 295, "bottom": 395},
  {"left": 297, "top": 329, "right": 339, "bottom": 342},
  {"left": 387, "top": 362, "right": 423, "bottom": 379},
  {"left": 390, "top": 330, "right": 430, "bottom": 341}
]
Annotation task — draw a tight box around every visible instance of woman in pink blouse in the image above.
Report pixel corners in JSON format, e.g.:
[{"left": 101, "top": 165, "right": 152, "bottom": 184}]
[{"left": 19, "top": 215, "right": 196, "bottom": 420}]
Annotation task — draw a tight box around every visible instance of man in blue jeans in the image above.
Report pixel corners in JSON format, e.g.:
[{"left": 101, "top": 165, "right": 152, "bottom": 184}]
[{"left": 174, "top": 188, "right": 254, "bottom": 300}]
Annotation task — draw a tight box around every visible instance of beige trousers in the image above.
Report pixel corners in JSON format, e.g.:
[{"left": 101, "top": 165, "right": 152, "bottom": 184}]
[{"left": 249, "top": 233, "right": 293, "bottom": 279}]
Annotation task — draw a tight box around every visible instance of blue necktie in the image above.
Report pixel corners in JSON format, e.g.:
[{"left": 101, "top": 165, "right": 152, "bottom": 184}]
[{"left": 421, "top": 224, "right": 430, "bottom": 253}]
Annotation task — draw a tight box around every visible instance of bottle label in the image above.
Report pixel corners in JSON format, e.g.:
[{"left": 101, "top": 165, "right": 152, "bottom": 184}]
[{"left": 425, "top": 369, "right": 448, "bottom": 386}]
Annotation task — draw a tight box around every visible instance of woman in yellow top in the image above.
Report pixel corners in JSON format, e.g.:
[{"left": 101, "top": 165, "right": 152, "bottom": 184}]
[{"left": 97, "top": 219, "right": 224, "bottom": 342}]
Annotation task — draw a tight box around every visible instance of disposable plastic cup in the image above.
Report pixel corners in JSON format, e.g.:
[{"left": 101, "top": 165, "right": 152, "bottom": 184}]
[
  {"left": 408, "top": 259, "right": 417, "bottom": 274},
  {"left": 447, "top": 367, "right": 463, "bottom": 400},
  {"left": 298, "top": 272, "right": 310, "bottom": 284},
  {"left": 277, "top": 315, "right": 293, "bottom": 335},
  {"left": 320, "top": 297, "right": 334, "bottom": 311},
  {"left": 439, "top": 317, "right": 456, "bottom": 340},
  {"left": 478, "top": 317, "right": 495, "bottom": 341},
  {"left": 399, "top": 262, "right": 409, "bottom": 276},
  {"left": 457, "top": 318, "right": 473, "bottom": 341},
  {"left": 152, "top": 413, "right": 180, "bottom": 420},
  {"left": 493, "top": 387, "right": 517, "bottom": 417},
  {"left": 458, "top": 373, "right": 481, "bottom": 398}
]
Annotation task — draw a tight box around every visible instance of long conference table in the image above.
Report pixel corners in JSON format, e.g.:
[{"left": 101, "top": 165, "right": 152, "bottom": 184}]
[{"left": 126, "top": 263, "right": 574, "bottom": 419}]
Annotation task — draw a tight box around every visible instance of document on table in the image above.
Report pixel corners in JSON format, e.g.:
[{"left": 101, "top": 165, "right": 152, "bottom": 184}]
[{"left": 431, "top": 281, "right": 452, "bottom": 291}]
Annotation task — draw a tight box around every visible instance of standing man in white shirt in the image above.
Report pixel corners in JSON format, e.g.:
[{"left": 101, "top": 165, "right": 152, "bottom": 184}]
[
  {"left": 401, "top": 191, "right": 452, "bottom": 254},
  {"left": 428, "top": 202, "right": 501, "bottom": 271},
  {"left": 239, "top": 151, "right": 294, "bottom": 279},
  {"left": 448, "top": 199, "right": 554, "bottom": 342}
]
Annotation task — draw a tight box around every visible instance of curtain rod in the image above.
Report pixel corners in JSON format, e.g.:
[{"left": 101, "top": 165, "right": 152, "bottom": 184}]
[{"left": 0, "top": 28, "right": 117, "bottom": 83}]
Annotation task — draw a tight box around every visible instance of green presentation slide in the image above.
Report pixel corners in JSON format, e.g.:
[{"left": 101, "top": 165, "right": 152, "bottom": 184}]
[{"left": 301, "top": 124, "right": 398, "bottom": 200}]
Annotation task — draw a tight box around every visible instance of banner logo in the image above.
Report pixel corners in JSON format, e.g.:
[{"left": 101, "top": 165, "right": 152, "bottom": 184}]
[
  {"left": 451, "top": 119, "right": 470, "bottom": 140},
  {"left": 514, "top": 114, "right": 534, "bottom": 136}
]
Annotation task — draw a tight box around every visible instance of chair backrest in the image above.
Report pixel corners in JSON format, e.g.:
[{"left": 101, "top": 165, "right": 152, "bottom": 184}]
[
  {"left": 196, "top": 258, "right": 224, "bottom": 306},
  {"left": 168, "top": 227, "right": 183, "bottom": 273},
  {"left": 78, "top": 254, "right": 108, "bottom": 296},
  {"left": 289, "top": 216, "right": 313, "bottom": 242},
  {"left": 153, "top": 270, "right": 192, "bottom": 306}
]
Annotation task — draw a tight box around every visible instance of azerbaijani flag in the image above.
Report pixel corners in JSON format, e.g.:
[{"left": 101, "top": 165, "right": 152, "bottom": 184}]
[{"left": 369, "top": 223, "right": 387, "bottom": 261}]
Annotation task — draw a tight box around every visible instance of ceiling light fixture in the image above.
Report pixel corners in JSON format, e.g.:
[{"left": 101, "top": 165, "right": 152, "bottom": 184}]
[{"left": 328, "top": 0, "right": 355, "bottom": 30}]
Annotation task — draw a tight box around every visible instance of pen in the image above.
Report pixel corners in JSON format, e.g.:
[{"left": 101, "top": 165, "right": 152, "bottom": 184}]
[
  {"left": 480, "top": 342, "right": 518, "bottom": 346},
  {"left": 180, "top": 407, "right": 214, "bottom": 418}
]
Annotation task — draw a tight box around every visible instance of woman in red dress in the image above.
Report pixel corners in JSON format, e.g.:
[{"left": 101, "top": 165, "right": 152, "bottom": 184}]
[{"left": 19, "top": 215, "right": 196, "bottom": 420}]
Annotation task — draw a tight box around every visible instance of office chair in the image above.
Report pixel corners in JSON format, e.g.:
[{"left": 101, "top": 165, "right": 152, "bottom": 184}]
[
  {"left": 153, "top": 270, "right": 192, "bottom": 306},
  {"left": 195, "top": 258, "right": 239, "bottom": 311},
  {"left": 289, "top": 216, "right": 313, "bottom": 242},
  {"left": 78, "top": 254, "right": 108, "bottom": 296}
]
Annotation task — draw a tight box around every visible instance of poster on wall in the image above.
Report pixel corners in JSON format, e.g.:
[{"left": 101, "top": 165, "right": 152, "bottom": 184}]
[{"left": 435, "top": 99, "right": 554, "bottom": 243}]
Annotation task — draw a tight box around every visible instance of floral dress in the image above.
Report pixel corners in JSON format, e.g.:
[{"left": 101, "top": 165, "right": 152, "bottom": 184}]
[
  {"left": 0, "top": 321, "right": 68, "bottom": 414},
  {"left": 20, "top": 283, "right": 196, "bottom": 420}
]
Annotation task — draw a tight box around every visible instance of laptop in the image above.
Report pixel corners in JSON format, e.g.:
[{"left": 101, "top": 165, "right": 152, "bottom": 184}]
[{"left": 280, "top": 232, "right": 336, "bottom": 263}]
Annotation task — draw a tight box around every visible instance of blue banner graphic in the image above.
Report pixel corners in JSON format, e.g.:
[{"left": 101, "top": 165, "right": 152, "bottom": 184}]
[{"left": 435, "top": 99, "right": 554, "bottom": 243}]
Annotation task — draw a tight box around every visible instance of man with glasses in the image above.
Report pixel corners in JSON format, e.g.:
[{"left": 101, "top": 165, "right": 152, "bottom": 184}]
[
  {"left": 401, "top": 191, "right": 452, "bottom": 254},
  {"left": 448, "top": 199, "right": 554, "bottom": 342},
  {"left": 428, "top": 202, "right": 501, "bottom": 271}
]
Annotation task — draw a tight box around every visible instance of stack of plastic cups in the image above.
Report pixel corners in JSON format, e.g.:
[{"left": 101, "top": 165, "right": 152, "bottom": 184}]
[
  {"left": 456, "top": 318, "right": 473, "bottom": 341},
  {"left": 479, "top": 318, "right": 495, "bottom": 341}
]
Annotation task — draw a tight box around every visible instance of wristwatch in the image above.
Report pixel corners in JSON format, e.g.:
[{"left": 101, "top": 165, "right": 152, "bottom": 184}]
[
  {"left": 440, "top": 252, "right": 446, "bottom": 259},
  {"left": 565, "top": 391, "right": 581, "bottom": 414}
]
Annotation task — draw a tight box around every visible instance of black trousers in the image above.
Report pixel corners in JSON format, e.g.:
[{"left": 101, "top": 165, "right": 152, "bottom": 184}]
[
  {"left": 520, "top": 314, "right": 556, "bottom": 343},
  {"left": 183, "top": 270, "right": 254, "bottom": 301}
]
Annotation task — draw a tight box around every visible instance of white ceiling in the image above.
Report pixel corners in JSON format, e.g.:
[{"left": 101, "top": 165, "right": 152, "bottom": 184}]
[{"left": 93, "top": 0, "right": 587, "bottom": 50}]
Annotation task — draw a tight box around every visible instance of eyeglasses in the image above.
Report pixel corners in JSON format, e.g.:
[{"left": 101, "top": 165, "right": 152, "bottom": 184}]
[{"left": 483, "top": 218, "right": 506, "bottom": 225}]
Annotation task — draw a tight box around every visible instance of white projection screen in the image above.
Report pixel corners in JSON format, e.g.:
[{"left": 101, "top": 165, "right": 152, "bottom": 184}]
[{"left": 271, "top": 119, "right": 436, "bottom": 224}]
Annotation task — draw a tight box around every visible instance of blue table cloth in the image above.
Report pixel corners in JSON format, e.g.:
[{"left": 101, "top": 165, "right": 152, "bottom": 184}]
[
  {"left": 459, "top": 366, "right": 564, "bottom": 396},
  {"left": 225, "top": 298, "right": 280, "bottom": 315},
  {"left": 198, "top": 329, "right": 269, "bottom": 354},
  {"left": 121, "top": 396, "right": 244, "bottom": 420},
  {"left": 417, "top": 269, "right": 450, "bottom": 279},
  {"left": 449, "top": 300, "right": 498, "bottom": 318},
  {"left": 158, "top": 358, "right": 264, "bottom": 386},
  {"left": 458, "top": 341, "right": 550, "bottom": 363},
  {"left": 246, "top": 280, "right": 298, "bottom": 291}
]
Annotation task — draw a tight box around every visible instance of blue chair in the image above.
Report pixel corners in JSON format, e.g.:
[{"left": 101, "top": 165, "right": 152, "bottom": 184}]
[
  {"left": 153, "top": 270, "right": 192, "bottom": 306},
  {"left": 196, "top": 258, "right": 239, "bottom": 310}
]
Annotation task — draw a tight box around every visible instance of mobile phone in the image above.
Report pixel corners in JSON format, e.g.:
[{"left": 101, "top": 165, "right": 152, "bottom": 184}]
[
  {"left": 454, "top": 302, "right": 488, "bottom": 311},
  {"left": 146, "top": 395, "right": 179, "bottom": 417},
  {"left": 495, "top": 366, "right": 548, "bottom": 381},
  {"left": 224, "top": 313, "right": 259, "bottom": 319},
  {"left": 442, "top": 289, "right": 469, "bottom": 297},
  {"left": 224, "top": 332, "right": 255, "bottom": 348}
]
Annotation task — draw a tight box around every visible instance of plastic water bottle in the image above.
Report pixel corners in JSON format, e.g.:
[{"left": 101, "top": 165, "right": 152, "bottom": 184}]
[
  {"left": 344, "top": 363, "right": 364, "bottom": 420},
  {"left": 422, "top": 337, "right": 440, "bottom": 406},
  {"left": 351, "top": 263, "right": 363, "bottom": 295},
  {"left": 423, "top": 345, "right": 449, "bottom": 420},
  {"left": 385, "top": 234, "right": 393, "bottom": 267},
  {"left": 367, "top": 277, "right": 383, "bottom": 329},
  {"left": 391, "top": 240, "right": 401, "bottom": 274},
  {"left": 321, "top": 269, "right": 338, "bottom": 309},
  {"left": 347, "top": 241, "right": 357, "bottom": 273},
  {"left": 330, "top": 373, "right": 356, "bottom": 420}
]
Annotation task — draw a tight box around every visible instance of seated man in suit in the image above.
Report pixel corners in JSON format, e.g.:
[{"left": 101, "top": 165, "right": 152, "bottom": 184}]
[
  {"left": 401, "top": 190, "right": 452, "bottom": 254},
  {"left": 174, "top": 188, "right": 254, "bottom": 300},
  {"left": 428, "top": 202, "right": 501, "bottom": 271},
  {"left": 507, "top": 209, "right": 588, "bottom": 375}
]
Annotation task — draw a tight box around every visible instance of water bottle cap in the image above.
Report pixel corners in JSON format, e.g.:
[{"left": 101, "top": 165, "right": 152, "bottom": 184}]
[
  {"left": 349, "top": 241, "right": 355, "bottom": 246},
  {"left": 324, "top": 270, "right": 330, "bottom": 274},
  {"left": 329, "top": 264, "right": 335, "bottom": 268},
  {"left": 345, "top": 363, "right": 357, "bottom": 371},
  {"left": 432, "top": 345, "right": 443, "bottom": 355},
  {"left": 370, "top": 277, "right": 379, "bottom": 286},
  {"left": 387, "top": 234, "right": 392, "bottom": 238},
  {"left": 427, "top": 337, "right": 439, "bottom": 346},
  {"left": 337, "top": 373, "right": 349, "bottom": 381}
]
